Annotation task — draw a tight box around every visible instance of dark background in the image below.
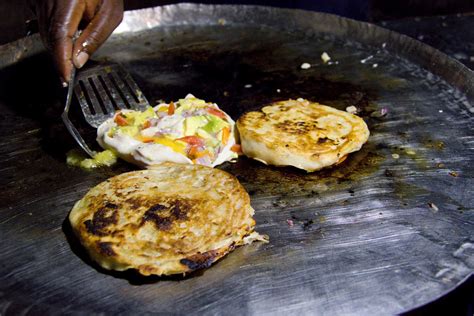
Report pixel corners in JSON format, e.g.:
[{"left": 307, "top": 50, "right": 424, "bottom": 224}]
[
  {"left": 0, "top": 1, "right": 472, "bottom": 315},
  {"left": 1, "top": 0, "right": 474, "bottom": 45}
]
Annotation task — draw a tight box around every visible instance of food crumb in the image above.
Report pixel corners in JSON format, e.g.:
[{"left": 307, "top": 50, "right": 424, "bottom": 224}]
[
  {"left": 406, "top": 149, "right": 416, "bottom": 155},
  {"left": 276, "top": 89, "right": 281, "bottom": 93},
  {"left": 439, "top": 110, "right": 443, "bottom": 113},
  {"left": 300, "top": 62, "right": 311, "bottom": 69},
  {"left": 67, "top": 149, "right": 117, "bottom": 169},
  {"left": 392, "top": 153, "right": 400, "bottom": 159},
  {"left": 297, "top": 98, "right": 305, "bottom": 102},
  {"left": 449, "top": 171, "right": 459, "bottom": 177},
  {"left": 218, "top": 18, "right": 226, "bottom": 25},
  {"left": 321, "top": 52, "right": 331, "bottom": 63},
  {"left": 382, "top": 42, "right": 387, "bottom": 48},
  {"left": 360, "top": 55, "right": 373, "bottom": 64},
  {"left": 370, "top": 107, "right": 388, "bottom": 118},
  {"left": 244, "top": 84, "right": 252, "bottom": 88},
  {"left": 372, "top": 63, "right": 378, "bottom": 68},
  {"left": 346, "top": 106, "right": 357, "bottom": 114},
  {"left": 428, "top": 202, "right": 439, "bottom": 212},
  {"left": 286, "top": 219, "right": 294, "bottom": 227},
  {"left": 223, "top": 91, "right": 229, "bottom": 96},
  {"left": 437, "top": 163, "right": 445, "bottom": 168}
]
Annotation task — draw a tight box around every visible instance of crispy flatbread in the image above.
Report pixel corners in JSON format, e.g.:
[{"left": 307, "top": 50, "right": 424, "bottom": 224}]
[
  {"left": 69, "top": 163, "right": 266, "bottom": 276},
  {"left": 236, "top": 99, "right": 370, "bottom": 172}
]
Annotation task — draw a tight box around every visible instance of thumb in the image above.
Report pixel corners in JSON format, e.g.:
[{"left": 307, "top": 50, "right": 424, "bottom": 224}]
[{"left": 72, "top": 0, "right": 123, "bottom": 68}]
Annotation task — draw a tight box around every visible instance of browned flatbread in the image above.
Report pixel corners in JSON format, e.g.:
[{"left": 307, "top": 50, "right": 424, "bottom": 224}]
[
  {"left": 69, "top": 162, "right": 266, "bottom": 276},
  {"left": 237, "top": 99, "right": 370, "bottom": 172}
]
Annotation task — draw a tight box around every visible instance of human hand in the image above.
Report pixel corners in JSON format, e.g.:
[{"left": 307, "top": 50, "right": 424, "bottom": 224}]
[{"left": 31, "top": 0, "right": 124, "bottom": 86}]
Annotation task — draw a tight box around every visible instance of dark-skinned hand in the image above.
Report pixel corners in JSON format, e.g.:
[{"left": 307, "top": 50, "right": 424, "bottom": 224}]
[{"left": 30, "top": 0, "right": 124, "bottom": 86}]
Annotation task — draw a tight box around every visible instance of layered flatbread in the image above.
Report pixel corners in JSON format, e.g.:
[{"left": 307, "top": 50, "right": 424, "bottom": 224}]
[
  {"left": 236, "top": 99, "right": 370, "bottom": 172},
  {"left": 69, "top": 163, "right": 266, "bottom": 276}
]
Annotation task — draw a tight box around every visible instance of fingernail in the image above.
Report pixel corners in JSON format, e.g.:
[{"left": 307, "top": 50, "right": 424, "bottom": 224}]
[{"left": 75, "top": 51, "right": 89, "bottom": 68}]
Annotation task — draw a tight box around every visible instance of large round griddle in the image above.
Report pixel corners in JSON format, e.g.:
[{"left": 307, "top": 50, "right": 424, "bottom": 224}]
[{"left": 0, "top": 4, "right": 473, "bottom": 315}]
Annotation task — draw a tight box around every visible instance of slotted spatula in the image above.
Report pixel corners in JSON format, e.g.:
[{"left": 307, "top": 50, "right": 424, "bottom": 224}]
[{"left": 62, "top": 63, "right": 150, "bottom": 157}]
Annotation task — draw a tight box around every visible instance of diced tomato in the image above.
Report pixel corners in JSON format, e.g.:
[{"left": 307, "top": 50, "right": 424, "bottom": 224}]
[
  {"left": 168, "top": 101, "right": 175, "bottom": 115},
  {"left": 206, "top": 107, "right": 227, "bottom": 119},
  {"left": 142, "top": 120, "right": 151, "bottom": 129},
  {"left": 231, "top": 144, "right": 242, "bottom": 154},
  {"left": 114, "top": 113, "right": 128, "bottom": 126},
  {"left": 221, "top": 127, "right": 230, "bottom": 145},
  {"left": 177, "top": 136, "right": 204, "bottom": 146}
]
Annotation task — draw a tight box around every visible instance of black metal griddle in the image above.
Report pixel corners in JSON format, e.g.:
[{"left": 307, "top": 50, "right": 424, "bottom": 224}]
[{"left": 0, "top": 4, "right": 473, "bottom": 315}]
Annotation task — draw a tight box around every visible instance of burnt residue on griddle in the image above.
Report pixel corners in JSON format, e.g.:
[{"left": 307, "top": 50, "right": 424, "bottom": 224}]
[
  {"left": 180, "top": 250, "right": 219, "bottom": 271},
  {"left": 223, "top": 141, "right": 385, "bottom": 197}
]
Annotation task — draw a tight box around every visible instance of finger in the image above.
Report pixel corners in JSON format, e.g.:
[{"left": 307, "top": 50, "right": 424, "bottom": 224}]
[
  {"left": 48, "top": 1, "right": 85, "bottom": 84},
  {"left": 83, "top": 0, "right": 100, "bottom": 22},
  {"left": 73, "top": 0, "right": 124, "bottom": 69}
]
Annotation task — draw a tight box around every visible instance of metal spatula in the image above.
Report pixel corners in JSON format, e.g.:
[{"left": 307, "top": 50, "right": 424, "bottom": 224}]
[{"left": 62, "top": 63, "right": 150, "bottom": 158}]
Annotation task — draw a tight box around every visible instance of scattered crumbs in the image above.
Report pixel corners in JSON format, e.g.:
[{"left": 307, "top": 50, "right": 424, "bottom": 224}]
[
  {"left": 406, "top": 149, "right": 416, "bottom": 156},
  {"left": 286, "top": 219, "right": 294, "bottom": 227},
  {"left": 417, "top": 35, "right": 424, "bottom": 41},
  {"left": 439, "top": 110, "right": 444, "bottom": 113},
  {"left": 244, "top": 84, "right": 252, "bottom": 88},
  {"left": 360, "top": 55, "right": 373, "bottom": 64},
  {"left": 392, "top": 153, "right": 400, "bottom": 159},
  {"left": 428, "top": 202, "right": 439, "bottom": 212},
  {"left": 223, "top": 91, "right": 229, "bottom": 96},
  {"left": 300, "top": 62, "right": 311, "bottom": 69},
  {"left": 449, "top": 171, "right": 459, "bottom": 177},
  {"left": 276, "top": 89, "right": 281, "bottom": 93},
  {"left": 321, "top": 52, "right": 331, "bottom": 64},
  {"left": 297, "top": 98, "right": 305, "bottom": 102},
  {"left": 372, "top": 63, "right": 378, "bottom": 68},
  {"left": 218, "top": 18, "right": 226, "bottom": 25},
  {"left": 382, "top": 42, "right": 387, "bottom": 48},
  {"left": 437, "top": 163, "right": 445, "bottom": 168},
  {"left": 345, "top": 106, "right": 357, "bottom": 114}
]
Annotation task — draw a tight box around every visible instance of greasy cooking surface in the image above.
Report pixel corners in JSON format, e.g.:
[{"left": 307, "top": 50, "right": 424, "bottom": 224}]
[
  {"left": 69, "top": 163, "right": 257, "bottom": 276},
  {"left": 237, "top": 99, "right": 369, "bottom": 171},
  {"left": 0, "top": 4, "right": 473, "bottom": 315}
]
